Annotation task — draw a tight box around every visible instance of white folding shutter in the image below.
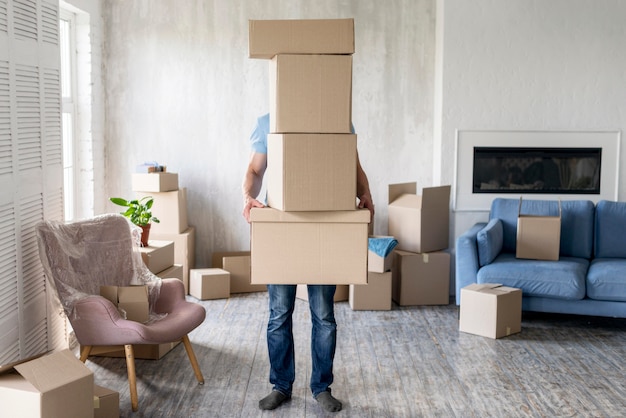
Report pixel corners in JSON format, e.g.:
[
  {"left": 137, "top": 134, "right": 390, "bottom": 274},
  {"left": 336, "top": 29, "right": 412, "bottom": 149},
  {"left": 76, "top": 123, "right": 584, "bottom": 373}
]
[{"left": 0, "top": 0, "right": 64, "bottom": 365}]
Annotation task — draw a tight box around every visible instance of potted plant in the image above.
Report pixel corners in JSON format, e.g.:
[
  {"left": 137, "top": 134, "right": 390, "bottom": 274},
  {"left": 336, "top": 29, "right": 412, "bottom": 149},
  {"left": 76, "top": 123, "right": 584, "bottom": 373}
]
[{"left": 110, "top": 196, "right": 160, "bottom": 247}]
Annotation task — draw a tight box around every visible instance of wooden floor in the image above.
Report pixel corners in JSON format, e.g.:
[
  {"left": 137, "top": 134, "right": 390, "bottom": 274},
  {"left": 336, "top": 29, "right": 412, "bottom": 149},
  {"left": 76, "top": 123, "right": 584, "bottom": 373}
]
[{"left": 83, "top": 292, "right": 626, "bottom": 417}]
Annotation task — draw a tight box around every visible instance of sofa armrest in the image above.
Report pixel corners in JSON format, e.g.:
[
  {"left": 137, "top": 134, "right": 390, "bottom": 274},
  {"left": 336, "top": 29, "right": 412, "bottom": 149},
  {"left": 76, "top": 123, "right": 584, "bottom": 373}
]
[{"left": 455, "top": 222, "right": 487, "bottom": 305}]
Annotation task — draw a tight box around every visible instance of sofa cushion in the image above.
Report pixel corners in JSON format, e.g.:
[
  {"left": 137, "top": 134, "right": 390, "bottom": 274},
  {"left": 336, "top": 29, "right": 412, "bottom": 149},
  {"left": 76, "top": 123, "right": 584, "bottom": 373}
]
[
  {"left": 490, "top": 198, "right": 594, "bottom": 259},
  {"left": 587, "top": 258, "right": 626, "bottom": 302},
  {"left": 594, "top": 200, "right": 626, "bottom": 258},
  {"left": 477, "top": 219, "right": 503, "bottom": 267},
  {"left": 477, "top": 253, "right": 587, "bottom": 300}
]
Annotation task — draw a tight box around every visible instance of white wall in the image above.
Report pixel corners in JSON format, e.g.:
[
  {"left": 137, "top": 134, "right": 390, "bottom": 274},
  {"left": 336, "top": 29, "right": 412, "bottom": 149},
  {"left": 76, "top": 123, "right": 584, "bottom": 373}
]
[
  {"left": 437, "top": 0, "right": 626, "bottom": 240},
  {"left": 101, "top": 0, "right": 436, "bottom": 268}
]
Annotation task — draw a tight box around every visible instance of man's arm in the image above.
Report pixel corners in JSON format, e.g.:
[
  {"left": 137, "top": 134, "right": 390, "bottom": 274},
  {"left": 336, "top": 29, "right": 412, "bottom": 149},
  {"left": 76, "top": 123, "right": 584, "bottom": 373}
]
[
  {"left": 356, "top": 152, "right": 375, "bottom": 217},
  {"left": 242, "top": 152, "right": 268, "bottom": 223}
]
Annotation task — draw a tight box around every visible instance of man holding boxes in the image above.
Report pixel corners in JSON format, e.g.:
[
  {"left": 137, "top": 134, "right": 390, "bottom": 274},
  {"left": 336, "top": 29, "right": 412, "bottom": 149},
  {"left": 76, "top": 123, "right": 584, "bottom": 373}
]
[{"left": 242, "top": 113, "right": 374, "bottom": 412}]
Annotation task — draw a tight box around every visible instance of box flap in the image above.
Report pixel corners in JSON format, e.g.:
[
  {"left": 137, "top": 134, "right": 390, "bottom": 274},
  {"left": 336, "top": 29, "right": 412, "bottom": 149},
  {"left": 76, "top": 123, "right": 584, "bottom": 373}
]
[
  {"left": 388, "top": 182, "right": 416, "bottom": 204},
  {"left": 422, "top": 185, "right": 451, "bottom": 211},
  {"left": 250, "top": 207, "right": 370, "bottom": 223},
  {"left": 14, "top": 350, "right": 92, "bottom": 393}
]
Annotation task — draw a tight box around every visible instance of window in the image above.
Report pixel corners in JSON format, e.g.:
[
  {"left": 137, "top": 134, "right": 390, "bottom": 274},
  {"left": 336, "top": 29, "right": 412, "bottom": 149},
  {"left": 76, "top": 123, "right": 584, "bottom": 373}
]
[{"left": 59, "top": 9, "right": 76, "bottom": 221}]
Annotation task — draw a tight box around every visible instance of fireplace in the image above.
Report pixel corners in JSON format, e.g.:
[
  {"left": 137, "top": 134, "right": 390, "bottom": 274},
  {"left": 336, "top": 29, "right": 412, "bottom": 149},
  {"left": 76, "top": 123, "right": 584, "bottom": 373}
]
[
  {"left": 473, "top": 147, "right": 601, "bottom": 194},
  {"left": 455, "top": 131, "right": 620, "bottom": 211}
]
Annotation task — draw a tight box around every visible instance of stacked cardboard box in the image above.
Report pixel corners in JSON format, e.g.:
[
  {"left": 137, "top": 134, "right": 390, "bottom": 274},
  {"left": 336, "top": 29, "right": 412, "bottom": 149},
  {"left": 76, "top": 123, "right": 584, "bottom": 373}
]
[
  {"left": 248, "top": 18, "right": 369, "bottom": 287},
  {"left": 387, "top": 182, "right": 452, "bottom": 306},
  {"left": 134, "top": 171, "right": 195, "bottom": 293},
  {"left": 349, "top": 235, "right": 396, "bottom": 310},
  {"left": 211, "top": 251, "right": 267, "bottom": 294}
]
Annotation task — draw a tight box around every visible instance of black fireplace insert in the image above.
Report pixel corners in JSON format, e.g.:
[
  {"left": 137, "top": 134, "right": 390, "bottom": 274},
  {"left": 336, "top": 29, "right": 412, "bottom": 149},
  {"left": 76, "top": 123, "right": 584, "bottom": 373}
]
[{"left": 473, "top": 147, "right": 601, "bottom": 194}]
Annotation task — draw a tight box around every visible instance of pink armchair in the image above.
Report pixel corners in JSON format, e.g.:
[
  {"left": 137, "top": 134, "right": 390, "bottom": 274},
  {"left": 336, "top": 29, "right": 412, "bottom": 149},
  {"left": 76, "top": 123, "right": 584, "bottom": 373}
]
[{"left": 36, "top": 214, "right": 206, "bottom": 412}]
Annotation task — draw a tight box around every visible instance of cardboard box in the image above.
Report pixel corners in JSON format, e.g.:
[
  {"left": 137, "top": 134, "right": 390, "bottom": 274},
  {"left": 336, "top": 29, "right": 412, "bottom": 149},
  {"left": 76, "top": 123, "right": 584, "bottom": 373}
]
[
  {"left": 131, "top": 172, "right": 178, "bottom": 192},
  {"left": 211, "top": 251, "right": 251, "bottom": 269},
  {"left": 296, "top": 284, "right": 349, "bottom": 302},
  {"left": 367, "top": 236, "right": 397, "bottom": 273},
  {"left": 392, "top": 250, "right": 450, "bottom": 306},
  {"left": 270, "top": 54, "right": 352, "bottom": 134},
  {"left": 249, "top": 18, "right": 354, "bottom": 59},
  {"left": 88, "top": 341, "right": 181, "bottom": 360},
  {"left": 100, "top": 285, "right": 150, "bottom": 323},
  {"left": 516, "top": 198, "right": 561, "bottom": 261},
  {"left": 266, "top": 133, "right": 357, "bottom": 211},
  {"left": 459, "top": 283, "right": 522, "bottom": 339},
  {"left": 222, "top": 254, "right": 267, "bottom": 293},
  {"left": 151, "top": 226, "right": 196, "bottom": 294},
  {"left": 94, "top": 384, "right": 119, "bottom": 418},
  {"left": 0, "top": 349, "right": 94, "bottom": 418},
  {"left": 349, "top": 271, "right": 392, "bottom": 311},
  {"left": 250, "top": 208, "right": 370, "bottom": 285},
  {"left": 387, "top": 183, "right": 451, "bottom": 253},
  {"left": 138, "top": 239, "right": 175, "bottom": 274},
  {"left": 156, "top": 264, "right": 183, "bottom": 281},
  {"left": 190, "top": 268, "right": 230, "bottom": 300},
  {"left": 136, "top": 189, "right": 188, "bottom": 234}
]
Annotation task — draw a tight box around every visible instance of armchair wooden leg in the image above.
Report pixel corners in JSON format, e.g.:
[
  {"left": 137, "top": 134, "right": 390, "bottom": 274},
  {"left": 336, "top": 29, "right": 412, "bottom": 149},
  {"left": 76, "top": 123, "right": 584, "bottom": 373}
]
[
  {"left": 182, "top": 335, "right": 204, "bottom": 385},
  {"left": 79, "top": 345, "right": 92, "bottom": 363},
  {"left": 124, "top": 344, "right": 139, "bottom": 412}
]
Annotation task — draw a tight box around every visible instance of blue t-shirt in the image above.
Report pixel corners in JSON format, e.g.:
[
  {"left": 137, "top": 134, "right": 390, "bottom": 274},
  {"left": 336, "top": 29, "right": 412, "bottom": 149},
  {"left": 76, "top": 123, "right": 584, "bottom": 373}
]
[{"left": 249, "top": 113, "right": 355, "bottom": 153}]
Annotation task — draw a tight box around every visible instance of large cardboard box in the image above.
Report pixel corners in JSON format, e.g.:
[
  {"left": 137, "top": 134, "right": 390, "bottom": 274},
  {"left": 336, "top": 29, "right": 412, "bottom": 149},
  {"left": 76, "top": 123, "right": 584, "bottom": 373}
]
[
  {"left": 387, "top": 183, "right": 451, "bottom": 253},
  {"left": 131, "top": 172, "right": 178, "bottom": 192},
  {"left": 249, "top": 18, "right": 354, "bottom": 59},
  {"left": 151, "top": 227, "right": 196, "bottom": 294},
  {"left": 88, "top": 341, "right": 181, "bottom": 360},
  {"left": 349, "top": 271, "right": 392, "bottom": 311},
  {"left": 222, "top": 254, "right": 267, "bottom": 293},
  {"left": 100, "top": 285, "right": 150, "bottom": 323},
  {"left": 0, "top": 349, "right": 94, "bottom": 418},
  {"left": 138, "top": 239, "right": 175, "bottom": 274},
  {"left": 136, "top": 189, "right": 188, "bottom": 234},
  {"left": 392, "top": 250, "right": 450, "bottom": 306},
  {"left": 267, "top": 133, "right": 357, "bottom": 211},
  {"left": 459, "top": 283, "right": 522, "bottom": 339},
  {"left": 93, "top": 384, "right": 119, "bottom": 418},
  {"left": 296, "top": 284, "right": 348, "bottom": 302},
  {"left": 190, "top": 268, "right": 230, "bottom": 300},
  {"left": 270, "top": 54, "right": 352, "bottom": 134},
  {"left": 250, "top": 208, "right": 370, "bottom": 285},
  {"left": 516, "top": 198, "right": 561, "bottom": 261}
]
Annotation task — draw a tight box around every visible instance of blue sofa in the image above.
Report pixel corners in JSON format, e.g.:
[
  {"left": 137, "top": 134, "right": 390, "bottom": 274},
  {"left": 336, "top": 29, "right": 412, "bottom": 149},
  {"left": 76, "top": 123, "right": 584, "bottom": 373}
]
[{"left": 455, "top": 198, "right": 626, "bottom": 318}]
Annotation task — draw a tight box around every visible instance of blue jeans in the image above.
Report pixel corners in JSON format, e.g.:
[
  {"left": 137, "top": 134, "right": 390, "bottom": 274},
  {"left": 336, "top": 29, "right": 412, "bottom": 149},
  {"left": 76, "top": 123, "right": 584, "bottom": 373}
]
[{"left": 266, "top": 284, "right": 337, "bottom": 398}]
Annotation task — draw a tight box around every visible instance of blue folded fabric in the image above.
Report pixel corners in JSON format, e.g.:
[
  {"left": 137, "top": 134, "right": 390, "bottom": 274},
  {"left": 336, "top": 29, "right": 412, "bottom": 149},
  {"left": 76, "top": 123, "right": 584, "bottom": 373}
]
[{"left": 368, "top": 237, "right": 399, "bottom": 257}]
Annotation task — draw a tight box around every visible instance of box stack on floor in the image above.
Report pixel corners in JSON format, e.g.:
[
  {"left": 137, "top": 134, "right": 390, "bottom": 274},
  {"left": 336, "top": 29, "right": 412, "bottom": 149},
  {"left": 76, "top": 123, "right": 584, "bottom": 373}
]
[
  {"left": 247, "top": 18, "right": 370, "bottom": 287},
  {"left": 133, "top": 166, "right": 195, "bottom": 295},
  {"left": 387, "top": 182, "right": 452, "bottom": 306}
]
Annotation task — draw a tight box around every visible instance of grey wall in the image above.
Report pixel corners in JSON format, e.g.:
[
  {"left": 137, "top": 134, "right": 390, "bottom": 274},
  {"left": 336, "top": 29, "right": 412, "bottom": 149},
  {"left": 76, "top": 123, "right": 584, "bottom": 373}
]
[{"left": 102, "top": 1, "right": 436, "bottom": 268}]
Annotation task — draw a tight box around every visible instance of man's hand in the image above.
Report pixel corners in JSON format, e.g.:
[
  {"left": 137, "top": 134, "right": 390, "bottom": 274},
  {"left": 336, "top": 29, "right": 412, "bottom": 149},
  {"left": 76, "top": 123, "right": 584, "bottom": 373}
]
[
  {"left": 358, "top": 193, "right": 375, "bottom": 219},
  {"left": 243, "top": 196, "right": 265, "bottom": 223}
]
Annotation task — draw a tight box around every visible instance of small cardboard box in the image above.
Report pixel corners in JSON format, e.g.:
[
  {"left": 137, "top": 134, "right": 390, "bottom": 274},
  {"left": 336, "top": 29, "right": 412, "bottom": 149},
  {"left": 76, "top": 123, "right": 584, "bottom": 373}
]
[
  {"left": 270, "top": 54, "right": 352, "bottom": 134},
  {"left": 459, "top": 283, "right": 522, "bottom": 339},
  {"left": 392, "top": 250, "right": 450, "bottom": 306},
  {"left": 156, "top": 264, "right": 183, "bottom": 281},
  {"left": 267, "top": 133, "right": 357, "bottom": 211},
  {"left": 131, "top": 172, "right": 178, "bottom": 192},
  {"left": 0, "top": 349, "right": 94, "bottom": 418},
  {"left": 349, "top": 271, "right": 392, "bottom": 311},
  {"left": 136, "top": 188, "right": 188, "bottom": 234},
  {"left": 222, "top": 254, "right": 267, "bottom": 294},
  {"left": 94, "top": 384, "right": 119, "bottom": 418},
  {"left": 516, "top": 198, "right": 561, "bottom": 261},
  {"left": 248, "top": 18, "right": 354, "bottom": 59},
  {"left": 151, "top": 226, "right": 195, "bottom": 294},
  {"left": 100, "top": 285, "right": 150, "bottom": 323},
  {"left": 388, "top": 183, "right": 451, "bottom": 254},
  {"left": 250, "top": 208, "right": 370, "bottom": 285},
  {"left": 211, "top": 251, "right": 251, "bottom": 269},
  {"left": 190, "top": 268, "right": 230, "bottom": 300},
  {"left": 296, "top": 284, "right": 349, "bottom": 302},
  {"left": 138, "top": 240, "right": 175, "bottom": 274},
  {"left": 88, "top": 341, "right": 181, "bottom": 360},
  {"left": 367, "top": 236, "right": 397, "bottom": 273}
]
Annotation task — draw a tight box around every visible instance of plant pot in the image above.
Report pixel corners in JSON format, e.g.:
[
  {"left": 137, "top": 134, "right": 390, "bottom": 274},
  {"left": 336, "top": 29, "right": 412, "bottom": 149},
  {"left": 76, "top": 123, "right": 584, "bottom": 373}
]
[{"left": 139, "top": 224, "right": 151, "bottom": 247}]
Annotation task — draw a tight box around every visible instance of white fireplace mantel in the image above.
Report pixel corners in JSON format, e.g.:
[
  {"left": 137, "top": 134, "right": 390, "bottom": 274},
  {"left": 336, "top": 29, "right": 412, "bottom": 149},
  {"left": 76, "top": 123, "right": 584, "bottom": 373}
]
[{"left": 454, "top": 130, "right": 621, "bottom": 211}]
